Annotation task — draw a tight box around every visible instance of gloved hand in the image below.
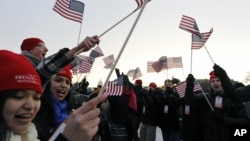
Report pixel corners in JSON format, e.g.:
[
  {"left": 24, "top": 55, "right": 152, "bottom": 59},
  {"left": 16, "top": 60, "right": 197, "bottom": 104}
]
[
  {"left": 186, "top": 74, "right": 194, "bottom": 87},
  {"left": 213, "top": 63, "right": 227, "bottom": 80},
  {"left": 78, "top": 77, "right": 89, "bottom": 94},
  {"left": 185, "top": 74, "right": 194, "bottom": 101},
  {"left": 214, "top": 63, "right": 238, "bottom": 101}
]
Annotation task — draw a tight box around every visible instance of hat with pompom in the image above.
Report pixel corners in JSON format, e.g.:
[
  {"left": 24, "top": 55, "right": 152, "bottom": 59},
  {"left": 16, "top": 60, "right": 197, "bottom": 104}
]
[
  {"left": 21, "top": 38, "right": 44, "bottom": 51},
  {"left": 0, "top": 50, "right": 42, "bottom": 94}
]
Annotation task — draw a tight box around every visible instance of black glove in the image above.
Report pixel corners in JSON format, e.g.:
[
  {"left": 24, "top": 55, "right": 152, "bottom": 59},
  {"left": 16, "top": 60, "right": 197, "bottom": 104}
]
[
  {"left": 185, "top": 74, "right": 194, "bottom": 102},
  {"left": 213, "top": 63, "right": 227, "bottom": 80},
  {"left": 186, "top": 74, "right": 194, "bottom": 87},
  {"left": 214, "top": 64, "right": 239, "bottom": 101},
  {"left": 78, "top": 78, "right": 89, "bottom": 94}
]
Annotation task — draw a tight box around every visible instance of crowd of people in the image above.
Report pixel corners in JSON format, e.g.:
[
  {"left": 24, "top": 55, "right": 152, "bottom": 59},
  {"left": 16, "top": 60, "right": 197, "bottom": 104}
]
[
  {"left": 0, "top": 35, "right": 250, "bottom": 141},
  {"left": 88, "top": 63, "right": 250, "bottom": 141},
  {"left": 0, "top": 35, "right": 107, "bottom": 141}
]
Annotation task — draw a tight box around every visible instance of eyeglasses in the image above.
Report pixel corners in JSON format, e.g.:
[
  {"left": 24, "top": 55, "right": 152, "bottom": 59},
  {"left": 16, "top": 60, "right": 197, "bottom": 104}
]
[{"left": 36, "top": 44, "right": 47, "bottom": 49}]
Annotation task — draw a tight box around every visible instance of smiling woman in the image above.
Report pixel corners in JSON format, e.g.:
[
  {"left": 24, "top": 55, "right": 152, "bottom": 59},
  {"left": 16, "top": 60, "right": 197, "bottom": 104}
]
[
  {"left": 0, "top": 50, "right": 108, "bottom": 141},
  {"left": 0, "top": 50, "right": 43, "bottom": 141}
]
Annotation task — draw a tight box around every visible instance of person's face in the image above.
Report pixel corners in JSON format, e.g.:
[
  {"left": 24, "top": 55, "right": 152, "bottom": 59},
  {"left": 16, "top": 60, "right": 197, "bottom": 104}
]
[
  {"left": 210, "top": 78, "right": 224, "bottom": 93},
  {"left": 30, "top": 43, "right": 48, "bottom": 61},
  {"left": 149, "top": 86, "right": 155, "bottom": 91},
  {"left": 164, "top": 80, "right": 172, "bottom": 87},
  {"left": 50, "top": 76, "right": 71, "bottom": 101},
  {"left": 3, "top": 90, "right": 41, "bottom": 134}
]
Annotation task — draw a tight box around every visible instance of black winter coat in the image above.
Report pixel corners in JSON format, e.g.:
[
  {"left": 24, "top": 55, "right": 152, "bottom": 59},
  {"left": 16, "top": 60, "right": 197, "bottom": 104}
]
[{"left": 157, "top": 87, "right": 181, "bottom": 131}]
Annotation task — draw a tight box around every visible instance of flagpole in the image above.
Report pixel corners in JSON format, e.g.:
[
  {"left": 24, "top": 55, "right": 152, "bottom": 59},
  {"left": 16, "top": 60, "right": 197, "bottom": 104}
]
[
  {"left": 99, "top": 1, "right": 151, "bottom": 38},
  {"left": 75, "top": 13, "right": 84, "bottom": 85},
  {"left": 196, "top": 79, "right": 214, "bottom": 111},
  {"left": 77, "top": 22, "right": 83, "bottom": 44},
  {"left": 190, "top": 49, "right": 193, "bottom": 73},
  {"left": 182, "top": 68, "right": 185, "bottom": 81},
  {"left": 73, "top": 11, "right": 137, "bottom": 56},
  {"left": 204, "top": 45, "right": 215, "bottom": 64},
  {"left": 98, "top": 1, "right": 149, "bottom": 96},
  {"left": 74, "top": 1, "right": 152, "bottom": 56},
  {"left": 99, "top": 11, "right": 136, "bottom": 38}
]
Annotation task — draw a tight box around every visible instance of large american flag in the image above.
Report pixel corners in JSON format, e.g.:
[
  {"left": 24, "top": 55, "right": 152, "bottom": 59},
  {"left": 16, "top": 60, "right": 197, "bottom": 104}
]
[
  {"left": 192, "top": 28, "right": 213, "bottom": 49},
  {"left": 176, "top": 80, "right": 202, "bottom": 98},
  {"left": 89, "top": 46, "right": 104, "bottom": 58},
  {"left": 167, "top": 57, "right": 183, "bottom": 69},
  {"left": 179, "top": 15, "right": 200, "bottom": 37},
  {"left": 104, "top": 77, "right": 123, "bottom": 96},
  {"left": 53, "top": 0, "right": 85, "bottom": 23}
]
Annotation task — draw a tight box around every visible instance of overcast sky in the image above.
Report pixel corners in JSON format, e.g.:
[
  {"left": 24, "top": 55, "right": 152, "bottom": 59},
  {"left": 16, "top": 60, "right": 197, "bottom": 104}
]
[{"left": 1, "top": 0, "right": 250, "bottom": 86}]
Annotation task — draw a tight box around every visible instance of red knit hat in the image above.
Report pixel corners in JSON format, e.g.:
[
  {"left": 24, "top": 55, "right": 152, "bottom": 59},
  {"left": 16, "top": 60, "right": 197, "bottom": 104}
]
[
  {"left": 149, "top": 82, "right": 157, "bottom": 89},
  {"left": 209, "top": 71, "right": 218, "bottom": 81},
  {"left": 135, "top": 79, "right": 142, "bottom": 86},
  {"left": 0, "top": 50, "right": 42, "bottom": 94},
  {"left": 56, "top": 65, "right": 72, "bottom": 81},
  {"left": 21, "top": 38, "right": 44, "bottom": 51}
]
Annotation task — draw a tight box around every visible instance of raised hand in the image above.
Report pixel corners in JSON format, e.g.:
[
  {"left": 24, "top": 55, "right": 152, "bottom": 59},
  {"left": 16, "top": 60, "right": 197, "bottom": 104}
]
[{"left": 62, "top": 94, "right": 107, "bottom": 141}]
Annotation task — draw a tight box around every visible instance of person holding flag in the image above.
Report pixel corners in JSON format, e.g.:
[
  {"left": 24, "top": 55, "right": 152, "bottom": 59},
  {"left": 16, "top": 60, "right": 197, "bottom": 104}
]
[
  {"left": 157, "top": 79, "right": 182, "bottom": 141},
  {"left": 0, "top": 50, "right": 107, "bottom": 141},
  {"left": 180, "top": 64, "right": 247, "bottom": 141},
  {"left": 20, "top": 35, "right": 100, "bottom": 86}
]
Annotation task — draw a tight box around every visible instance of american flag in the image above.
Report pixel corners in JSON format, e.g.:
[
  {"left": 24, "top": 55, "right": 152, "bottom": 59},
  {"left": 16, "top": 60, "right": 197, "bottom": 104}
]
[
  {"left": 89, "top": 46, "right": 104, "bottom": 58},
  {"left": 152, "top": 61, "right": 163, "bottom": 73},
  {"left": 127, "top": 69, "right": 135, "bottom": 77},
  {"left": 103, "top": 55, "right": 115, "bottom": 69},
  {"left": 134, "top": 0, "right": 145, "bottom": 11},
  {"left": 167, "top": 57, "right": 183, "bottom": 69},
  {"left": 104, "top": 77, "right": 123, "bottom": 96},
  {"left": 53, "top": 0, "right": 85, "bottom": 23},
  {"left": 71, "top": 56, "right": 81, "bottom": 75},
  {"left": 179, "top": 15, "right": 200, "bottom": 37},
  {"left": 74, "top": 55, "right": 94, "bottom": 73},
  {"left": 127, "top": 67, "right": 142, "bottom": 80},
  {"left": 133, "top": 67, "right": 142, "bottom": 80},
  {"left": 192, "top": 28, "right": 213, "bottom": 49},
  {"left": 175, "top": 82, "right": 186, "bottom": 98},
  {"left": 176, "top": 80, "right": 202, "bottom": 98},
  {"left": 150, "top": 56, "right": 168, "bottom": 73},
  {"left": 147, "top": 61, "right": 155, "bottom": 73}
]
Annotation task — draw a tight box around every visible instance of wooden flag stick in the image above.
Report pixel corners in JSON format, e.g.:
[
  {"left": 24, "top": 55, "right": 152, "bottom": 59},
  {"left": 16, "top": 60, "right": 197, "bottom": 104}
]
[
  {"left": 98, "top": 1, "right": 149, "bottom": 96},
  {"left": 99, "top": 1, "right": 151, "bottom": 38},
  {"left": 74, "top": 1, "right": 152, "bottom": 56},
  {"left": 195, "top": 79, "right": 214, "bottom": 111},
  {"left": 204, "top": 45, "right": 215, "bottom": 64}
]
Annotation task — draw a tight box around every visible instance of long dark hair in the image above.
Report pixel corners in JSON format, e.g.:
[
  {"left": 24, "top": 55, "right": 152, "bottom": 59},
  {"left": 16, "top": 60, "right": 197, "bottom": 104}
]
[
  {"left": 33, "top": 81, "right": 73, "bottom": 141},
  {"left": 43, "top": 81, "right": 73, "bottom": 112},
  {"left": 0, "top": 90, "right": 19, "bottom": 141}
]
